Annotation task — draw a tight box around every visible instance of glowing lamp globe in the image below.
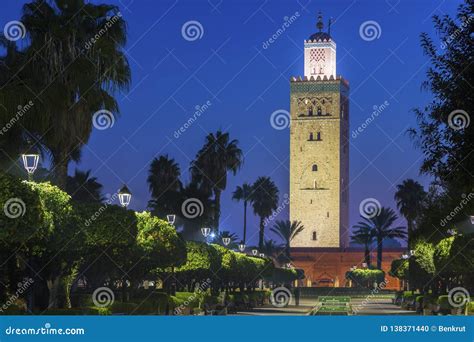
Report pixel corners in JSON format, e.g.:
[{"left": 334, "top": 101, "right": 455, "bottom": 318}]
[
  {"left": 167, "top": 214, "right": 176, "bottom": 225},
  {"left": 118, "top": 185, "right": 132, "bottom": 208},
  {"left": 222, "top": 237, "right": 231, "bottom": 246},
  {"left": 252, "top": 249, "right": 258, "bottom": 256},
  {"left": 238, "top": 242, "right": 245, "bottom": 252},
  {"left": 201, "top": 227, "right": 211, "bottom": 237},
  {"left": 21, "top": 154, "right": 39, "bottom": 175},
  {"left": 470, "top": 216, "right": 474, "bottom": 225},
  {"left": 259, "top": 253, "right": 265, "bottom": 258}
]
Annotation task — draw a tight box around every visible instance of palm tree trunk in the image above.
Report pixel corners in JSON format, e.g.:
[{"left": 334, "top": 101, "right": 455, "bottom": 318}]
[
  {"left": 53, "top": 151, "right": 69, "bottom": 190},
  {"left": 214, "top": 189, "right": 221, "bottom": 231},
  {"left": 364, "top": 244, "right": 371, "bottom": 267},
  {"left": 243, "top": 201, "right": 247, "bottom": 243},
  {"left": 377, "top": 237, "right": 383, "bottom": 270},
  {"left": 258, "top": 217, "right": 265, "bottom": 250}
]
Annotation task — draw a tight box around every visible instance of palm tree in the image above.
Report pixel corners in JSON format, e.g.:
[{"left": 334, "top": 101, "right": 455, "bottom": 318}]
[
  {"left": 394, "top": 179, "right": 426, "bottom": 247},
  {"left": 190, "top": 131, "right": 243, "bottom": 231},
  {"left": 261, "top": 239, "right": 283, "bottom": 262},
  {"left": 251, "top": 177, "right": 279, "bottom": 250},
  {"left": 353, "top": 207, "right": 406, "bottom": 269},
  {"left": 232, "top": 183, "right": 254, "bottom": 244},
  {"left": 66, "top": 169, "right": 104, "bottom": 203},
  {"left": 215, "top": 230, "right": 239, "bottom": 249},
  {"left": 270, "top": 220, "right": 305, "bottom": 262},
  {"left": 21, "top": 0, "right": 131, "bottom": 189},
  {"left": 351, "top": 226, "right": 374, "bottom": 267},
  {"left": 147, "top": 155, "right": 182, "bottom": 218}
]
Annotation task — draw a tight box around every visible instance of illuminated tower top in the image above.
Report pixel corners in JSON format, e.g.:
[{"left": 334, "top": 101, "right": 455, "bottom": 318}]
[{"left": 304, "top": 12, "right": 336, "bottom": 79}]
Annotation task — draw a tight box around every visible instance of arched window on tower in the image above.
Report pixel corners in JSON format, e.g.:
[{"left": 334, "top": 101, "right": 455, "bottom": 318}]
[
  {"left": 316, "top": 132, "right": 322, "bottom": 141},
  {"left": 312, "top": 164, "right": 318, "bottom": 172},
  {"left": 308, "top": 106, "right": 313, "bottom": 116},
  {"left": 312, "top": 231, "right": 317, "bottom": 241},
  {"left": 309, "top": 132, "right": 314, "bottom": 141},
  {"left": 317, "top": 106, "right": 322, "bottom": 116}
]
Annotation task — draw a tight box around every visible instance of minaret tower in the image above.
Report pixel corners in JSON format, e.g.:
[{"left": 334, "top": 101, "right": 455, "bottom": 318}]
[{"left": 289, "top": 13, "right": 349, "bottom": 248}]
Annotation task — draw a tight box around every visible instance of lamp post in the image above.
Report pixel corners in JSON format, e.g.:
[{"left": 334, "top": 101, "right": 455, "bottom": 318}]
[
  {"left": 222, "top": 237, "right": 231, "bottom": 246},
  {"left": 167, "top": 214, "right": 176, "bottom": 226},
  {"left": 238, "top": 241, "right": 245, "bottom": 252},
  {"left": 118, "top": 185, "right": 132, "bottom": 208},
  {"left": 21, "top": 153, "right": 39, "bottom": 180}
]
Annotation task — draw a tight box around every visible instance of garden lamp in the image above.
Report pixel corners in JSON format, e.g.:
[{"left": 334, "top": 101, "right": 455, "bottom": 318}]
[
  {"left": 118, "top": 185, "right": 132, "bottom": 208},
  {"left": 222, "top": 237, "right": 231, "bottom": 246},
  {"left": 167, "top": 214, "right": 176, "bottom": 225},
  {"left": 201, "top": 227, "right": 211, "bottom": 237},
  {"left": 362, "top": 262, "right": 368, "bottom": 268},
  {"left": 401, "top": 254, "right": 409, "bottom": 260},
  {"left": 21, "top": 153, "right": 39, "bottom": 179},
  {"left": 259, "top": 253, "right": 265, "bottom": 258},
  {"left": 470, "top": 215, "right": 474, "bottom": 225},
  {"left": 252, "top": 249, "right": 258, "bottom": 256},
  {"left": 286, "top": 263, "right": 292, "bottom": 269},
  {"left": 238, "top": 242, "right": 245, "bottom": 252}
]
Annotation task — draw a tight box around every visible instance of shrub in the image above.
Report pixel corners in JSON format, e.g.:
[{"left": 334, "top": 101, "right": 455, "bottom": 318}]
[
  {"left": 389, "top": 258, "right": 408, "bottom": 280},
  {"left": 346, "top": 268, "right": 385, "bottom": 288},
  {"left": 410, "top": 239, "right": 435, "bottom": 290}
]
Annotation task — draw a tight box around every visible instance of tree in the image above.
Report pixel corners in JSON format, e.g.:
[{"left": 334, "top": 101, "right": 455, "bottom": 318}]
[
  {"left": 409, "top": 0, "right": 473, "bottom": 196},
  {"left": 394, "top": 179, "right": 426, "bottom": 244},
  {"left": 232, "top": 183, "right": 253, "bottom": 244},
  {"left": 215, "top": 230, "right": 239, "bottom": 249},
  {"left": 66, "top": 169, "right": 104, "bottom": 203},
  {"left": 261, "top": 239, "right": 282, "bottom": 261},
  {"left": 147, "top": 155, "right": 182, "bottom": 218},
  {"left": 251, "top": 177, "right": 279, "bottom": 249},
  {"left": 353, "top": 207, "right": 406, "bottom": 269},
  {"left": 190, "top": 131, "right": 243, "bottom": 230},
  {"left": 270, "top": 220, "right": 305, "bottom": 262},
  {"left": 351, "top": 226, "right": 374, "bottom": 267},
  {"left": 21, "top": 0, "right": 131, "bottom": 189}
]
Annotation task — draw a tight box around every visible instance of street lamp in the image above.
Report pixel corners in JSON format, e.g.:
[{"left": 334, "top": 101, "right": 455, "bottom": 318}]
[
  {"left": 201, "top": 227, "right": 211, "bottom": 237},
  {"left": 470, "top": 216, "right": 474, "bottom": 225},
  {"left": 259, "top": 253, "right": 265, "bottom": 258},
  {"left": 401, "top": 254, "right": 409, "bottom": 260},
  {"left": 362, "top": 262, "right": 368, "bottom": 268},
  {"left": 238, "top": 242, "right": 245, "bottom": 252},
  {"left": 21, "top": 153, "right": 39, "bottom": 180},
  {"left": 118, "top": 185, "right": 132, "bottom": 208},
  {"left": 167, "top": 214, "right": 176, "bottom": 225},
  {"left": 447, "top": 228, "right": 457, "bottom": 236},
  {"left": 252, "top": 249, "right": 258, "bottom": 256},
  {"left": 286, "top": 263, "right": 292, "bottom": 269},
  {"left": 222, "top": 237, "right": 231, "bottom": 246}
]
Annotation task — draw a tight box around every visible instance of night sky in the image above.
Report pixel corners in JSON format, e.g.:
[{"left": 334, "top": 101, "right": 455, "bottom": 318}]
[{"left": 1, "top": 0, "right": 462, "bottom": 246}]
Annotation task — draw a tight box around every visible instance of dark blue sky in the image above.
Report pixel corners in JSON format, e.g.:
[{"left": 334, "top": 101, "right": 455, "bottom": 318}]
[{"left": 1, "top": 0, "right": 462, "bottom": 246}]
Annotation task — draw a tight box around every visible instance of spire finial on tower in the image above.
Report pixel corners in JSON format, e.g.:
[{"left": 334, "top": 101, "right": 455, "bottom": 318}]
[{"left": 316, "top": 11, "right": 324, "bottom": 32}]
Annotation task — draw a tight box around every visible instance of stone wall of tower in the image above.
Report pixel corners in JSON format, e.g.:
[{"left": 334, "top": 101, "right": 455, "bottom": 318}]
[{"left": 289, "top": 76, "right": 349, "bottom": 248}]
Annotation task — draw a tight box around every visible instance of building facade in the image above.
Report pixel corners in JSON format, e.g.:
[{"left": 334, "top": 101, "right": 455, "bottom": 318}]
[{"left": 289, "top": 14, "right": 349, "bottom": 248}]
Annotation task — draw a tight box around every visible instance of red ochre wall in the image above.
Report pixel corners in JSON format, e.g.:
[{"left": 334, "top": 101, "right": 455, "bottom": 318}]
[{"left": 291, "top": 248, "right": 404, "bottom": 290}]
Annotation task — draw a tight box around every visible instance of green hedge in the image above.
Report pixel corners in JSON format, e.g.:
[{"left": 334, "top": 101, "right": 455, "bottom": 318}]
[{"left": 346, "top": 269, "right": 385, "bottom": 288}]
